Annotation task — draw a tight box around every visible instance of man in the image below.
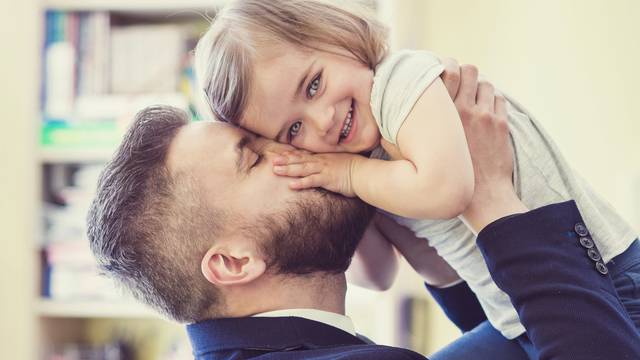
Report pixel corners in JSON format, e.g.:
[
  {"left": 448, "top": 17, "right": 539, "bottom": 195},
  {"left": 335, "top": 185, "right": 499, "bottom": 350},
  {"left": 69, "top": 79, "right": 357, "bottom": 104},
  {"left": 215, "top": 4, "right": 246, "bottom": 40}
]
[{"left": 87, "top": 66, "right": 640, "bottom": 359}]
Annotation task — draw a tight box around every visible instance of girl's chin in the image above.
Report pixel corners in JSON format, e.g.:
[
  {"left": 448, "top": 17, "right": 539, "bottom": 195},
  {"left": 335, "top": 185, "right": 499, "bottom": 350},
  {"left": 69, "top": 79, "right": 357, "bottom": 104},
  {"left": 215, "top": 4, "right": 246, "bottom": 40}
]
[
  {"left": 362, "top": 134, "right": 382, "bottom": 152},
  {"left": 341, "top": 127, "right": 381, "bottom": 153},
  {"left": 351, "top": 138, "right": 380, "bottom": 154}
]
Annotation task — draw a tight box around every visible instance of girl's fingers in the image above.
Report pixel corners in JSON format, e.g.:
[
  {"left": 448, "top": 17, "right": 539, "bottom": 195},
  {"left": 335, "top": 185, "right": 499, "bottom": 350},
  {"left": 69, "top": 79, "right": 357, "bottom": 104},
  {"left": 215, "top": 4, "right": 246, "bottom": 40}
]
[
  {"left": 273, "top": 162, "right": 322, "bottom": 177},
  {"left": 273, "top": 152, "right": 312, "bottom": 165},
  {"left": 273, "top": 156, "right": 288, "bottom": 165},
  {"left": 289, "top": 174, "right": 325, "bottom": 190}
]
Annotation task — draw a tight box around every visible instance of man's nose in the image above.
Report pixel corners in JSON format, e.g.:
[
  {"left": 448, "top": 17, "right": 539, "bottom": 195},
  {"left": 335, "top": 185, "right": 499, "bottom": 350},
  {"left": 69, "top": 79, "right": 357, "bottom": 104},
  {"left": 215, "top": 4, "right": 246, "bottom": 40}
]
[{"left": 305, "top": 104, "right": 335, "bottom": 137}]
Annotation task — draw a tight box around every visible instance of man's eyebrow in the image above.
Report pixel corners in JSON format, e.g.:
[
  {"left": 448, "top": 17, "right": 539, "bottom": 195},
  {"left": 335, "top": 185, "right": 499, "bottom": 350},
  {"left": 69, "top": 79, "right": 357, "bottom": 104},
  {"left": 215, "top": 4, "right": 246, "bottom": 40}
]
[{"left": 235, "top": 135, "right": 251, "bottom": 172}]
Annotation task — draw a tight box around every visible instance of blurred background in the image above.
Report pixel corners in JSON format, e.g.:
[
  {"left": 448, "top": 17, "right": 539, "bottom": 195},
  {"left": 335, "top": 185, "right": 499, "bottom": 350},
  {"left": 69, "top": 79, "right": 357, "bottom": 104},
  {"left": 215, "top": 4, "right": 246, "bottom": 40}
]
[{"left": 1, "top": 0, "right": 639, "bottom": 359}]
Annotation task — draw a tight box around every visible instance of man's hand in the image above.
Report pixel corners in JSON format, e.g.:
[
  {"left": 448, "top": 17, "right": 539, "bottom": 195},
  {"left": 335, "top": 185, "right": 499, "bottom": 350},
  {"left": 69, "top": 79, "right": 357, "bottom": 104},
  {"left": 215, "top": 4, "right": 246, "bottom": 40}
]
[
  {"left": 272, "top": 150, "right": 365, "bottom": 197},
  {"left": 441, "top": 60, "right": 528, "bottom": 232},
  {"left": 440, "top": 57, "right": 463, "bottom": 100},
  {"left": 455, "top": 65, "right": 514, "bottom": 194}
]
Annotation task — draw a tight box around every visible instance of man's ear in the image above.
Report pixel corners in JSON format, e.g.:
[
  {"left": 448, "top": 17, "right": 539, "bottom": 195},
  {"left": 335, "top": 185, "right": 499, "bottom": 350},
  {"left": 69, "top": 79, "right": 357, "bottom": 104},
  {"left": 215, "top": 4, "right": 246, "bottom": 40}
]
[{"left": 201, "top": 243, "right": 267, "bottom": 287}]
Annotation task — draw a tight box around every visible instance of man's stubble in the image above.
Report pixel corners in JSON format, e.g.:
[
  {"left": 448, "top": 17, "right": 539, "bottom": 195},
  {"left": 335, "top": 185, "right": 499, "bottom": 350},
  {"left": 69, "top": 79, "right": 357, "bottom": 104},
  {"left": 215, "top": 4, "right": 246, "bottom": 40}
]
[{"left": 249, "top": 189, "right": 374, "bottom": 276}]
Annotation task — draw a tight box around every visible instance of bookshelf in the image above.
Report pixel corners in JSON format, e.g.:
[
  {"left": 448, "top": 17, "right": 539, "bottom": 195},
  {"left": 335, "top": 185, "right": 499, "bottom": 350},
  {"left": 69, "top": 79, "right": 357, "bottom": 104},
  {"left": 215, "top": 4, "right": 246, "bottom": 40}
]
[
  {"left": 40, "top": 149, "right": 115, "bottom": 164},
  {"left": 38, "top": 300, "right": 158, "bottom": 319},
  {"left": 44, "top": 0, "right": 226, "bottom": 12},
  {"left": 35, "top": 1, "right": 220, "bottom": 359}
]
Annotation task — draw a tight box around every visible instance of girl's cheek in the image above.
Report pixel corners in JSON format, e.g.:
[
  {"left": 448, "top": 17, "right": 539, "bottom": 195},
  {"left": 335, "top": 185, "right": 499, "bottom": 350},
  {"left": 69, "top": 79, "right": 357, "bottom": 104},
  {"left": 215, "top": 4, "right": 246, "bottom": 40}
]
[
  {"left": 293, "top": 135, "right": 316, "bottom": 152},
  {"left": 303, "top": 138, "right": 338, "bottom": 153}
]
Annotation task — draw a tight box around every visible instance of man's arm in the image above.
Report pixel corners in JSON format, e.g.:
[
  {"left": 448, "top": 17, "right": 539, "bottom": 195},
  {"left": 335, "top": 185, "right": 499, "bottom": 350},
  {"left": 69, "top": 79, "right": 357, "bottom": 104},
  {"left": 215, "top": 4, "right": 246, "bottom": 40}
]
[
  {"left": 453, "top": 60, "right": 640, "bottom": 359},
  {"left": 477, "top": 201, "right": 640, "bottom": 360},
  {"left": 346, "top": 219, "right": 400, "bottom": 291}
]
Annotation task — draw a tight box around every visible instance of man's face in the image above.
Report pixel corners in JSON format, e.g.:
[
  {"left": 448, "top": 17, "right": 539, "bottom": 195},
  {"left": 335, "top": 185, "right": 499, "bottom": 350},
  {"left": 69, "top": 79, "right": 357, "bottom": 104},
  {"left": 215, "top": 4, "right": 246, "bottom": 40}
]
[
  {"left": 167, "top": 121, "right": 299, "bottom": 222},
  {"left": 166, "top": 121, "right": 373, "bottom": 274}
]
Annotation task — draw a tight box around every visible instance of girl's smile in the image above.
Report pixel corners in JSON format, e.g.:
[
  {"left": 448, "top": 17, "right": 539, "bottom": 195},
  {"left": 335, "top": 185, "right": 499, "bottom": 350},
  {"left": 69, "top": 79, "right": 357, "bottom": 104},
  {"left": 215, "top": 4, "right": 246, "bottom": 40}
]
[{"left": 241, "top": 44, "right": 381, "bottom": 154}]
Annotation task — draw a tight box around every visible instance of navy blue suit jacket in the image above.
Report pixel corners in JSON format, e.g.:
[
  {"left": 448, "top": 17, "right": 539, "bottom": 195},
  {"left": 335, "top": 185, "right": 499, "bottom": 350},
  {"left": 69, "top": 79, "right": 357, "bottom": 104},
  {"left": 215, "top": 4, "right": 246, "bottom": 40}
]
[
  {"left": 187, "top": 201, "right": 640, "bottom": 359},
  {"left": 187, "top": 316, "right": 425, "bottom": 359},
  {"left": 475, "top": 201, "right": 640, "bottom": 359}
]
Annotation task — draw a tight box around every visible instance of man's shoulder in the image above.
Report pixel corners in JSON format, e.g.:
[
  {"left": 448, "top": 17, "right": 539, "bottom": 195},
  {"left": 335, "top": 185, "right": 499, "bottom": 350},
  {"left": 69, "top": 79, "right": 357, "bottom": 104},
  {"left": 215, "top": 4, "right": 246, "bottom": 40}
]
[
  {"left": 188, "top": 316, "right": 426, "bottom": 360},
  {"left": 199, "top": 344, "right": 426, "bottom": 359}
]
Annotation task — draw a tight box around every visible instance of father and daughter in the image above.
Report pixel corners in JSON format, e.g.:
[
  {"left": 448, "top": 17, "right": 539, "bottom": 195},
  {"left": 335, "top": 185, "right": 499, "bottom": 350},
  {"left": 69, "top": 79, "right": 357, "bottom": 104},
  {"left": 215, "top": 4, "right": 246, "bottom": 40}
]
[{"left": 192, "top": 0, "right": 640, "bottom": 358}]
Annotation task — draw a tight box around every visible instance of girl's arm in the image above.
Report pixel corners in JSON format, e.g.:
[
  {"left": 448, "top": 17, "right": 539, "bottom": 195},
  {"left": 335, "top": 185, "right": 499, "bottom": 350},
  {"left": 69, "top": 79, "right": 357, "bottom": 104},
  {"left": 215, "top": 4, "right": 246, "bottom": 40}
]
[
  {"left": 351, "top": 213, "right": 484, "bottom": 333},
  {"left": 374, "top": 213, "right": 460, "bottom": 287},
  {"left": 346, "top": 215, "right": 399, "bottom": 291},
  {"left": 273, "top": 78, "right": 474, "bottom": 220},
  {"left": 347, "top": 213, "right": 461, "bottom": 290},
  {"left": 350, "top": 78, "right": 474, "bottom": 219}
]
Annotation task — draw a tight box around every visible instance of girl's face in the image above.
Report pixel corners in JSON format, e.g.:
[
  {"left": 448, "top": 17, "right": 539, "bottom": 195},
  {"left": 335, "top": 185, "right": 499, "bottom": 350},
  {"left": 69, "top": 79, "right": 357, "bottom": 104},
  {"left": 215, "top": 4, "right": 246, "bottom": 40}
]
[{"left": 240, "top": 44, "right": 381, "bottom": 154}]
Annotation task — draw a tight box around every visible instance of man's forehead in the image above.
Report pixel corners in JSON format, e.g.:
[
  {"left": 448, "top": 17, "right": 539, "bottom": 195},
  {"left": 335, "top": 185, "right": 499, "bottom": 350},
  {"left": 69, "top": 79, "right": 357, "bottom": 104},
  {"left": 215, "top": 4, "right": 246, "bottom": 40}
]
[
  {"left": 166, "top": 121, "right": 241, "bottom": 171},
  {"left": 194, "top": 120, "right": 240, "bottom": 135},
  {"left": 183, "top": 121, "right": 249, "bottom": 145},
  {"left": 166, "top": 121, "right": 281, "bottom": 171}
]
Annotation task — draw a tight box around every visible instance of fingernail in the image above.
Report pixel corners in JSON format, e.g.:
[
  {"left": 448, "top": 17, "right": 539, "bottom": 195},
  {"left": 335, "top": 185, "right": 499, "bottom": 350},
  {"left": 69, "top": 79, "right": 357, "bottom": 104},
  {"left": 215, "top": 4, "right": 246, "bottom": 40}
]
[
  {"left": 273, "top": 166, "right": 284, "bottom": 174},
  {"left": 273, "top": 156, "right": 286, "bottom": 165}
]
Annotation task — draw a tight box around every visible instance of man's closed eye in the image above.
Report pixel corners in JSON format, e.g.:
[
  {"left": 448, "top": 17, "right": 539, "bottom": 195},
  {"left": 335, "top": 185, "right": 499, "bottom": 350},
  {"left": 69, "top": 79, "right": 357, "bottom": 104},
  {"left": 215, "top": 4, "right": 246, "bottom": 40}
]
[{"left": 250, "top": 154, "right": 263, "bottom": 170}]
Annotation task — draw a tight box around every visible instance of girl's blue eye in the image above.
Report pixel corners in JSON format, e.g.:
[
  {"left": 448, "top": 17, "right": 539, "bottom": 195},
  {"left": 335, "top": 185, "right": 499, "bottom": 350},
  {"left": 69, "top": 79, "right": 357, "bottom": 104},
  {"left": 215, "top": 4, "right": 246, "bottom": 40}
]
[
  {"left": 288, "top": 121, "right": 302, "bottom": 141},
  {"left": 307, "top": 74, "right": 321, "bottom": 98}
]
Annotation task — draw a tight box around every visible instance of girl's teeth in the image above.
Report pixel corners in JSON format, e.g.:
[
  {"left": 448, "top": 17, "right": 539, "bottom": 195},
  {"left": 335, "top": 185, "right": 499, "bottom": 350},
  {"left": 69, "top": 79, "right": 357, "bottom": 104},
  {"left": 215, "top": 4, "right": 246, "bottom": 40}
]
[
  {"left": 341, "top": 109, "right": 353, "bottom": 138},
  {"left": 340, "top": 100, "right": 355, "bottom": 140}
]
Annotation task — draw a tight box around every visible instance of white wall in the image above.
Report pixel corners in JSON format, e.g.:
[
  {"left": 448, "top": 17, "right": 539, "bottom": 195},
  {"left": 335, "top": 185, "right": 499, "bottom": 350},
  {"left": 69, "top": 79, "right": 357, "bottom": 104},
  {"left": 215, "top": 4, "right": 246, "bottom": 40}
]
[
  {"left": 0, "top": 0, "right": 39, "bottom": 358},
  {"left": 392, "top": 0, "right": 640, "bottom": 228}
]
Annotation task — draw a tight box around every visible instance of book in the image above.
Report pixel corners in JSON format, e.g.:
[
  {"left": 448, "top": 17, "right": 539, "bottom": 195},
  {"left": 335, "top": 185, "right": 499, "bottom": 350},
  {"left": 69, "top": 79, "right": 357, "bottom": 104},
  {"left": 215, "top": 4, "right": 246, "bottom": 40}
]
[
  {"left": 42, "top": 11, "right": 191, "bottom": 124},
  {"left": 110, "top": 25, "right": 186, "bottom": 94}
]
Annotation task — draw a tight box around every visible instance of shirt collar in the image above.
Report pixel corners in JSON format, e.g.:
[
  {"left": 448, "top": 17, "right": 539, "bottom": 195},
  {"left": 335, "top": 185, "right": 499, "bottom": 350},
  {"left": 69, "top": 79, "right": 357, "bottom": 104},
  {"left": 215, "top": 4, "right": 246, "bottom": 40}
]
[
  {"left": 186, "top": 316, "right": 365, "bottom": 357},
  {"left": 254, "top": 308, "right": 357, "bottom": 336}
]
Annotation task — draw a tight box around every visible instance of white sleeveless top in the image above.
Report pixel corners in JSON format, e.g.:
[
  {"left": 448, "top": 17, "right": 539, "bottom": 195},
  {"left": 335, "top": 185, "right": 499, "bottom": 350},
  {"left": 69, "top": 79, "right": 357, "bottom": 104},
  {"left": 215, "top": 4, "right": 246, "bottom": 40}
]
[{"left": 369, "top": 49, "right": 638, "bottom": 339}]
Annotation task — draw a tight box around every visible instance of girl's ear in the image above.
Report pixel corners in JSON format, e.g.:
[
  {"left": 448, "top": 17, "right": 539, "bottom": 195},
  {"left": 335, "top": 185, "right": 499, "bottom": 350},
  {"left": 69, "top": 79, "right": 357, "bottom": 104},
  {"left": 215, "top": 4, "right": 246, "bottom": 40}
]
[{"left": 201, "top": 245, "right": 267, "bottom": 287}]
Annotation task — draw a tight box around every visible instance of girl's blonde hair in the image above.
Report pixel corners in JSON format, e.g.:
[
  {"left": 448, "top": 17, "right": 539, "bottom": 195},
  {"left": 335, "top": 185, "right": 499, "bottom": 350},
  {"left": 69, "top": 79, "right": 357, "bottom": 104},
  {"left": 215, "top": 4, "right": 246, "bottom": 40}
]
[{"left": 194, "top": 0, "right": 388, "bottom": 123}]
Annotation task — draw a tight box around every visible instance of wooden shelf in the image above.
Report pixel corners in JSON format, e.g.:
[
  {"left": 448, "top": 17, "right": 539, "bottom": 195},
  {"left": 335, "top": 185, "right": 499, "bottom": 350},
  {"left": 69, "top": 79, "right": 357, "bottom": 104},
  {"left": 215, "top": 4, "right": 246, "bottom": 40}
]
[
  {"left": 43, "top": 0, "right": 225, "bottom": 12},
  {"left": 38, "top": 299, "right": 159, "bottom": 319},
  {"left": 40, "top": 148, "right": 115, "bottom": 163}
]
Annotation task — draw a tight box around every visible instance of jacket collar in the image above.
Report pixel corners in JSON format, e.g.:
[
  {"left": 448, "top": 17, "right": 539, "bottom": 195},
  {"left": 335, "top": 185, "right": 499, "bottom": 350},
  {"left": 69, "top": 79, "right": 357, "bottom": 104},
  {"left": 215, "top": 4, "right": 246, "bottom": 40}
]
[
  {"left": 254, "top": 308, "right": 356, "bottom": 336},
  {"left": 187, "top": 316, "right": 366, "bottom": 357}
]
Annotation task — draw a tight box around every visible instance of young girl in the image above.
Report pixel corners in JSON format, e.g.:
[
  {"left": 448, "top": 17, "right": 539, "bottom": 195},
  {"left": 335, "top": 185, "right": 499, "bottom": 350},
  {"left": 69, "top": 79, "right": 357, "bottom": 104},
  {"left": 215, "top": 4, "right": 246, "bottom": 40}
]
[{"left": 194, "top": 0, "right": 640, "bottom": 352}]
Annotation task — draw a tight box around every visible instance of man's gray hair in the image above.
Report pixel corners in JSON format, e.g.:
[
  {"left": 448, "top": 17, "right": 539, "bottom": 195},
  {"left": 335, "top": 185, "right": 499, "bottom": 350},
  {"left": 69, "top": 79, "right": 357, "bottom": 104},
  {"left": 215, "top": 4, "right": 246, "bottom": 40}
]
[{"left": 87, "top": 106, "right": 224, "bottom": 323}]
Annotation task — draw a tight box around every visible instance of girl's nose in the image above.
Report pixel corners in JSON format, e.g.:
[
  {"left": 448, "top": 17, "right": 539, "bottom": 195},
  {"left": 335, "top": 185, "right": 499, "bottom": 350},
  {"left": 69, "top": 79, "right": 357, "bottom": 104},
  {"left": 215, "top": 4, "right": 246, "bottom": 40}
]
[{"left": 306, "top": 105, "right": 335, "bottom": 137}]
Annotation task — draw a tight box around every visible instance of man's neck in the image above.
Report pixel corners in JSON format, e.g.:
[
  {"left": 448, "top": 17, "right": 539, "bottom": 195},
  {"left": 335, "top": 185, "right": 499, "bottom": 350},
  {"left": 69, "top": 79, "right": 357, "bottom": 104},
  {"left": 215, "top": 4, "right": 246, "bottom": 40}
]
[{"left": 224, "top": 273, "right": 347, "bottom": 317}]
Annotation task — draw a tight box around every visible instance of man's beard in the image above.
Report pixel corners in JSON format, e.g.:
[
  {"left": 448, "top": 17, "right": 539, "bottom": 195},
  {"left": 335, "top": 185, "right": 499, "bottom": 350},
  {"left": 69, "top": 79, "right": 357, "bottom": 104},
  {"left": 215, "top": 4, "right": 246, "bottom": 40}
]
[{"left": 255, "top": 190, "right": 374, "bottom": 275}]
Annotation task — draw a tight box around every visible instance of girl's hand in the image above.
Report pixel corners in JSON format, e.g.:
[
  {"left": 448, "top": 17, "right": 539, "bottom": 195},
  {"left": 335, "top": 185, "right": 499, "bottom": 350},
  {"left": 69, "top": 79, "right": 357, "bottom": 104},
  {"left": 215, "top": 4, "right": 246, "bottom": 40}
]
[{"left": 272, "top": 150, "right": 365, "bottom": 197}]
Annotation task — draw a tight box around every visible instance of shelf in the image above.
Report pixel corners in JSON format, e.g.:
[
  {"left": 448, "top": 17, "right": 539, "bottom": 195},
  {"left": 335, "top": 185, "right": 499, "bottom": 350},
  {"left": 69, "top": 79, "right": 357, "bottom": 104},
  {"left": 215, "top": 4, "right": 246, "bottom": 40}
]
[
  {"left": 44, "top": 0, "right": 225, "bottom": 12},
  {"left": 38, "top": 299, "right": 159, "bottom": 318},
  {"left": 40, "top": 148, "right": 115, "bottom": 163}
]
